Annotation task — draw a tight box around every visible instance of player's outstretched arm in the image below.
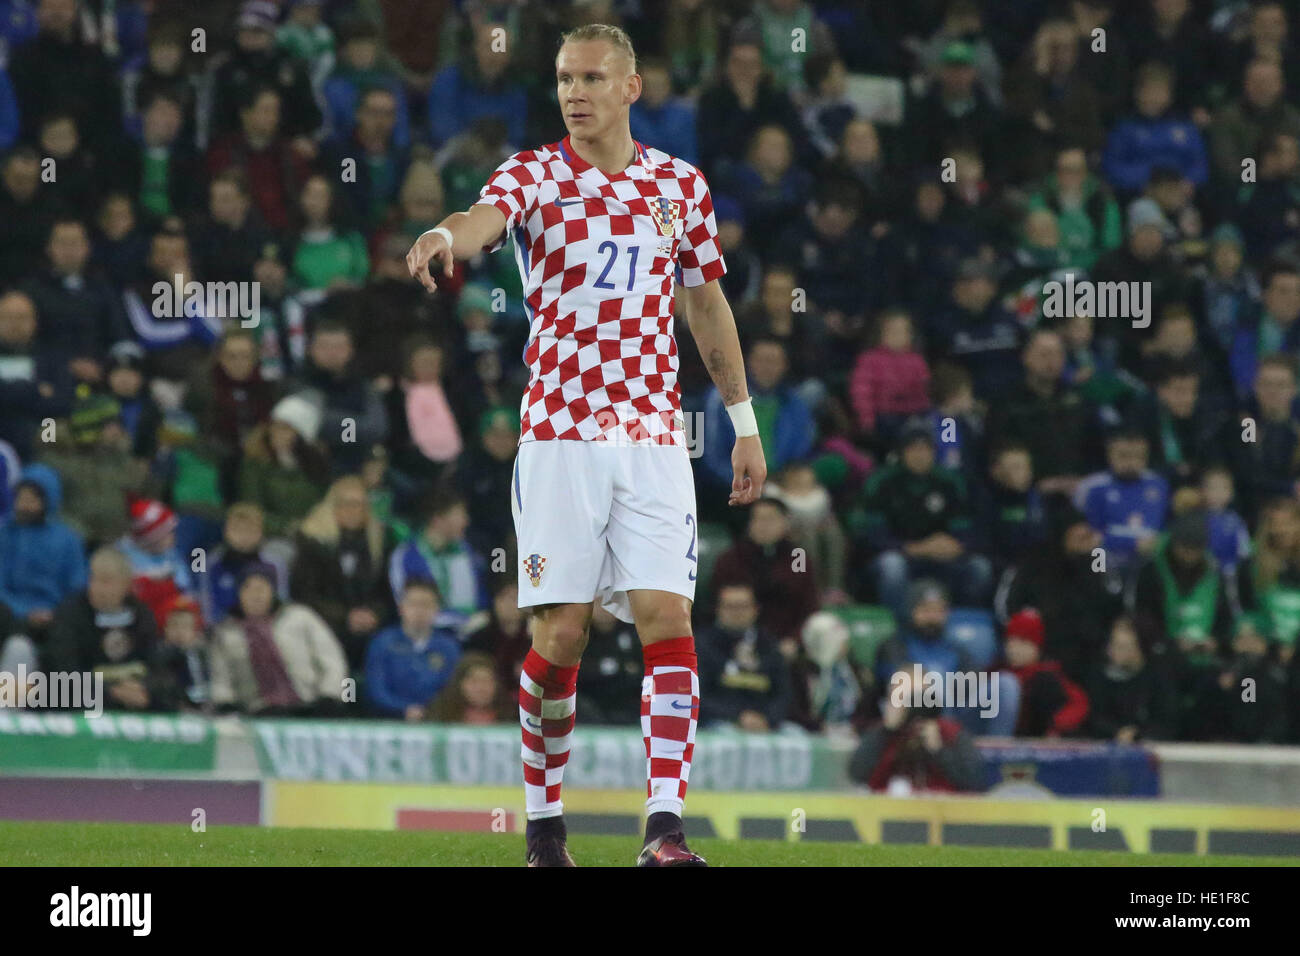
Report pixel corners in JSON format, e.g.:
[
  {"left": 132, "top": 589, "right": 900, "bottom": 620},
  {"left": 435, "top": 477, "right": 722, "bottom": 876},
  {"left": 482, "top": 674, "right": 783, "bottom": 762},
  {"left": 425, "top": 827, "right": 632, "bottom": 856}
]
[
  {"left": 405, "top": 204, "right": 509, "bottom": 292},
  {"left": 680, "top": 279, "right": 767, "bottom": 507}
]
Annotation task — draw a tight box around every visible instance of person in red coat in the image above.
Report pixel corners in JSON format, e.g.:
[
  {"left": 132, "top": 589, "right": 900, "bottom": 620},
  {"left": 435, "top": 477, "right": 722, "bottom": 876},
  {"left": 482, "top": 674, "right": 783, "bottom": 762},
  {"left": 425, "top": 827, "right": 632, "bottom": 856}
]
[{"left": 1003, "top": 607, "right": 1090, "bottom": 736}]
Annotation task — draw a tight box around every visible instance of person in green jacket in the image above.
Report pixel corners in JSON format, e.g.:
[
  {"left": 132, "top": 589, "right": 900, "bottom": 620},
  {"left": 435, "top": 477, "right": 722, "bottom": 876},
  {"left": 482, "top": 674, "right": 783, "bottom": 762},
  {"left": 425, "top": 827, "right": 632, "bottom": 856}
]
[
  {"left": 1026, "top": 145, "right": 1123, "bottom": 271},
  {"left": 291, "top": 174, "right": 370, "bottom": 295},
  {"left": 238, "top": 395, "right": 330, "bottom": 537}
]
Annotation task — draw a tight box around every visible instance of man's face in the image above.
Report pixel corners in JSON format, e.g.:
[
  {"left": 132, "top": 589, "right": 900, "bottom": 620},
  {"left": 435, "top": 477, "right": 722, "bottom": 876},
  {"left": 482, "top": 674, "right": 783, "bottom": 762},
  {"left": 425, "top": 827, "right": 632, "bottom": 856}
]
[
  {"left": 149, "top": 235, "right": 188, "bottom": 276},
  {"left": 342, "top": 37, "right": 378, "bottom": 70},
  {"left": 1055, "top": 149, "right": 1088, "bottom": 191},
  {"left": 993, "top": 450, "right": 1033, "bottom": 492},
  {"left": 1264, "top": 272, "right": 1300, "bottom": 322},
  {"left": 149, "top": 39, "right": 183, "bottom": 74},
  {"left": 474, "top": 22, "right": 509, "bottom": 78},
  {"left": 108, "top": 365, "right": 143, "bottom": 399},
  {"left": 716, "top": 587, "right": 759, "bottom": 630},
  {"left": 954, "top": 275, "right": 995, "bottom": 312},
  {"left": 1170, "top": 542, "right": 1203, "bottom": 569},
  {"left": 1131, "top": 224, "right": 1165, "bottom": 258},
  {"left": 726, "top": 43, "right": 763, "bottom": 89},
  {"left": 940, "top": 62, "right": 977, "bottom": 97},
  {"left": 332, "top": 485, "right": 368, "bottom": 531},
  {"left": 1245, "top": 61, "right": 1284, "bottom": 108},
  {"left": 812, "top": 201, "right": 856, "bottom": 239},
  {"left": 902, "top": 439, "right": 935, "bottom": 475},
  {"left": 224, "top": 515, "right": 263, "bottom": 553},
  {"left": 13, "top": 486, "right": 44, "bottom": 524},
  {"left": 640, "top": 64, "right": 671, "bottom": 107},
  {"left": 210, "top": 181, "right": 249, "bottom": 226},
  {"left": 1157, "top": 374, "right": 1198, "bottom": 418},
  {"left": 1107, "top": 438, "right": 1148, "bottom": 479},
  {"left": 556, "top": 40, "right": 639, "bottom": 144},
  {"left": 1108, "top": 625, "right": 1142, "bottom": 670},
  {"left": 1256, "top": 365, "right": 1297, "bottom": 416},
  {"left": 164, "top": 610, "right": 199, "bottom": 648},
  {"left": 237, "top": 26, "right": 274, "bottom": 53},
  {"left": 88, "top": 565, "right": 131, "bottom": 611},
  {"left": 39, "top": 0, "right": 77, "bottom": 34},
  {"left": 748, "top": 502, "right": 787, "bottom": 546},
  {"left": 357, "top": 91, "right": 397, "bottom": 140},
  {"left": 483, "top": 423, "right": 518, "bottom": 460},
  {"left": 48, "top": 223, "right": 90, "bottom": 274},
  {"left": 747, "top": 342, "right": 787, "bottom": 390},
  {"left": 241, "top": 92, "right": 281, "bottom": 140},
  {"left": 1024, "top": 333, "right": 1065, "bottom": 381},
  {"left": 1005, "top": 635, "right": 1039, "bottom": 668},
  {"left": 0, "top": 293, "right": 37, "bottom": 346},
  {"left": 3, "top": 155, "right": 39, "bottom": 201},
  {"left": 400, "top": 587, "right": 439, "bottom": 635},
  {"left": 310, "top": 331, "right": 353, "bottom": 372},
  {"left": 910, "top": 596, "right": 948, "bottom": 635},
  {"left": 761, "top": 270, "right": 796, "bottom": 318},
  {"left": 143, "top": 98, "right": 182, "bottom": 145},
  {"left": 1065, "top": 521, "right": 1101, "bottom": 556},
  {"left": 1136, "top": 78, "right": 1172, "bottom": 117},
  {"left": 1154, "top": 316, "right": 1196, "bottom": 356},
  {"left": 430, "top": 504, "right": 469, "bottom": 542},
  {"left": 40, "top": 118, "right": 77, "bottom": 157}
]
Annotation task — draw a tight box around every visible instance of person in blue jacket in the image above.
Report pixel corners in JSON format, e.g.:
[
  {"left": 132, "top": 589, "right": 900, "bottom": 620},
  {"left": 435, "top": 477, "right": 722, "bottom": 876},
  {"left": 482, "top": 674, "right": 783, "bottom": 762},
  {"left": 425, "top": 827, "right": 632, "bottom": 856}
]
[
  {"left": 1073, "top": 427, "right": 1170, "bottom": 582},
  {"left": 365, "top": 577, "right": 461, "bottom": 720},
  {"left": 426, "top": 21, "right": 527, "bottom": 149},
  {"left": 629, "top": 57, "right": 697, "bottom": 165},
  {"left": 1102, "top": 61, "right": 1208, "bottom": 198},
  {"left": 0, "top": 464, "right": 87, "bottom": 636},
  {"left": 1228, "top": 261, "right": 1300, "bottom": 401},
  {"left": 701, "top": 336, "right": 814, "bottom": 494}
]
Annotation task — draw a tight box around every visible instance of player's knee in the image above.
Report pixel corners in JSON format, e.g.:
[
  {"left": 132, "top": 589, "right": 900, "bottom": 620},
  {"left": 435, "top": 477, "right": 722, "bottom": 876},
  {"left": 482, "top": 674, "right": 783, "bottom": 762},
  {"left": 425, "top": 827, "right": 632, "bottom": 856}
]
[
  {"left": 631, "top": 594, "right": 692, "bottom": 643},
  {"left": 531, "top": 603, "right": 593, "bottom": 659}
]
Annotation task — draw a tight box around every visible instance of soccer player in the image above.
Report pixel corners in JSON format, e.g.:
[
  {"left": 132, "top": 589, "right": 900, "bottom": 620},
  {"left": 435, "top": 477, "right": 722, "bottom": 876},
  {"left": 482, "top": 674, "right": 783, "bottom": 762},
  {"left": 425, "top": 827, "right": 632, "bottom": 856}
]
[{"left": 406, "top": 23, "right": 766, "bottom": 867}]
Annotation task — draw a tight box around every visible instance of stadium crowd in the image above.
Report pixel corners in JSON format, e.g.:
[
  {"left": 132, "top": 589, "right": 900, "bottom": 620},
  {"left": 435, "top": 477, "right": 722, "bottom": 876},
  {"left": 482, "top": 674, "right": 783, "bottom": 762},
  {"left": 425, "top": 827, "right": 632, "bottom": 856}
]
[{"left": 2, "top": 0, "right": 1300, "bottom": 768}]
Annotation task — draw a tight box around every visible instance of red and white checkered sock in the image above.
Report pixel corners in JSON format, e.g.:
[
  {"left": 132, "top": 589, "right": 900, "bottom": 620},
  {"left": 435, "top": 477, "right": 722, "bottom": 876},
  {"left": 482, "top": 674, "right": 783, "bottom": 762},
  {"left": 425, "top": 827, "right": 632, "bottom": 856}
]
[
  {"left": 519, "top": 648, "right": 579, "bottom": 821},
  {"left": 641, "top": 636, "right": 699, "bottom": 818}
]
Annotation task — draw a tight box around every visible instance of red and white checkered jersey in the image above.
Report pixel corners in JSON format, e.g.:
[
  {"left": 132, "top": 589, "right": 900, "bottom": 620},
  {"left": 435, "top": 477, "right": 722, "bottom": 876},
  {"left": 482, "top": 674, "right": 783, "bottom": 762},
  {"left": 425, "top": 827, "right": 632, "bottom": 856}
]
[{"left": 474, "top": 135, "right": 726, "bottom": 446}]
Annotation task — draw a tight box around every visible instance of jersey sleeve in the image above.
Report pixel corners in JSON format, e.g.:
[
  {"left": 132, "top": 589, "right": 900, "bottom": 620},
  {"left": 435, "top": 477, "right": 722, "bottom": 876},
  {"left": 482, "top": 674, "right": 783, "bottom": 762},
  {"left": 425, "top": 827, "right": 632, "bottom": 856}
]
[
  {"left": 676, "top": 168, "right": 727, "bottom": 288},
  {"left": 474, "top": 151, "right": 543, "bottom": 253}
]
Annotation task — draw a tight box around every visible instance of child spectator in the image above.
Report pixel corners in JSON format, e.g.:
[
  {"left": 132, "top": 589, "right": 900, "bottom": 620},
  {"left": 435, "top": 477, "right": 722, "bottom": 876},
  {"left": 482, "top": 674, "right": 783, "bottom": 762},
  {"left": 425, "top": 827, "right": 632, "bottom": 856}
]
[
  {"left": 1086, "top": 615, "right": 1176, "bottom": 743},
  {"left": 151, "top": 593, "right": 211, "bottom": 713},
  {"left": 117, "top": 496, "right": 196, "bottom": 630},
  {"left": 927, "top": 362, "right": 983, "bottom": 474},
  {"left": 849, "top": 309, "right": 931, "bottom": 449},
  {"left": 974, "top": 442, "right": 1048, "bottom": 575},
  {"left": 200, "top": 502, "right": 289, "bottom": 626},
  {"left": 428, "top": 651, "right": 512, "bottom": 724},
  {"left": 1002, "top": 607, "right": 1090, "bottom": 737},
  {"left": 1201, "top": 466, "right": 1250, "bottom": 575},
  {"left": 364, "top": 578, "right": 460, "bottom": 721},
  {"left": 1073, "top": 428, "right": 1169, "bottom": 580}
]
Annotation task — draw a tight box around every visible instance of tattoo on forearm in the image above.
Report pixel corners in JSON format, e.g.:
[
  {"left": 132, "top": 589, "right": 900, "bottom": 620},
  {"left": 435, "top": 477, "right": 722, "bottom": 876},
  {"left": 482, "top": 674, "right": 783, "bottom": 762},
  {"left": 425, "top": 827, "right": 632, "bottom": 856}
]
[{"left": 706, "top": 348, "right": 743, "bottom": 405}]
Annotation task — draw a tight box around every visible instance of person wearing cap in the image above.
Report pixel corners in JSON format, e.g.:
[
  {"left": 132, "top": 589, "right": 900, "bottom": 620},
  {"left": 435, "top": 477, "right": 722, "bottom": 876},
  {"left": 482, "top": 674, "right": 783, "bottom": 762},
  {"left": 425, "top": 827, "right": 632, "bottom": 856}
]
[
  {"left": 853, "top": 418, "right": 989, "bottom": 617},
  {"left": 116, "top": 496, "right": 197, "bottom": 630},
  {"left": 0, "top": 464, "right": 86, "bottom": 639},
  {"left": 1001, "top": 606, "right": 1090, "bottom": 737},
  {"left": 37, "top": 385, "right": 142, "bottom": 549},
  {"left": 209, "top": 560, "right": 348, "bottom": 715},
  {"left": 908, "top": 39, "right": 1000, "bottom": 171},
  {"left": 211, "top": 0, "right": 322, "bottom": 143},
  {"left": 874, "top": 578, "right": 969, "bottom": 687},
  {"left": 1131, "top": 511, "right": 1233, "bottom": 666},
  {"left": 151, "top": 594, "right": 212, "bottom": 713},
  {"left": 926, "top": 255, "right": 1023, "bottom": 402},
  {"left": 238, "top": 394, "right": 330, "bottom": 537},
  {"left": 1101, "top": 61, "right": 1208, "bottom": 198},
  {"left": 104, "top": 341, "right": 163, "bottom": 461}
]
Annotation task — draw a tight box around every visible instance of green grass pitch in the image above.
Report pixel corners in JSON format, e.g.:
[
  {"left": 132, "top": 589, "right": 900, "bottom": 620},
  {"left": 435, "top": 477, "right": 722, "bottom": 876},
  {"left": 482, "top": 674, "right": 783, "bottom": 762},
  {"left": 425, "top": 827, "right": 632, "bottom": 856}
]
[{"left": 1, "top": 820, "right": 1297, "bottom": 866}]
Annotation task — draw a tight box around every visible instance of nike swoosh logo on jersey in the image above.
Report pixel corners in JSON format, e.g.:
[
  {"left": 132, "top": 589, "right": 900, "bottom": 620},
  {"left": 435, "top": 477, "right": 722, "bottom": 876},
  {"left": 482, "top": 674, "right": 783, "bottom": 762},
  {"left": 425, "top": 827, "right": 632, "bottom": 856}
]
[
  {"left": 670, "top": 700, "right": 693, "bottom": 711},
  {"left": 525, "top": 717, "right": 543, "bottom": 728},
  {"left": 553, "top": 198, "right": 585, "bottom": 207}
]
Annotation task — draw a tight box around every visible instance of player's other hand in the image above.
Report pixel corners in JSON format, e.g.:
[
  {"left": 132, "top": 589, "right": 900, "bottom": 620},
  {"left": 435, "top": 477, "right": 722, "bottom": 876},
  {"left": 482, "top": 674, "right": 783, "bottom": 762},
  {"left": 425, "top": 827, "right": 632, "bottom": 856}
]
[
  {"left": 406, "top": 230, "right": 454, "bottom": 292},
  {"left": 729, "top": 435, "right": 767, "bottom": 506}
]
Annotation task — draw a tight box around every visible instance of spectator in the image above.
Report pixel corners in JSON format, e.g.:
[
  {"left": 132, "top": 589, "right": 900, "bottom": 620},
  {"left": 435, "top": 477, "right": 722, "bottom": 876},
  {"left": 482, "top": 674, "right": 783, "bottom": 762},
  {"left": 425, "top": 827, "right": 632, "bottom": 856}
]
[
  {"left": 1233, "top": 131, "right": 1300, "bottom": 260},
  {"left": 1236, "top": 497, "right": 1300, "bottom": 654},
  {"left": 926, "top": 258, "right": 1023, "bottom": 402},
  {"left": 0, "top": 465, "right": 86, "bottom": 641},
  {"left": 1136, "top": 358, "right": 1225, "bottom": 486},
  {"left": 290, "top": 174, "right": 369, "bottom": 296},
  {"left": 1002, "top": 607, "right": 1090, "bottom": 737},
  {"left": 696, "top": 40, "right": 803, "bottom": 179},
  {"left": 908, "top": 41, "right": 1002, "bottom": 172},
  {"left": 849, "top": 308, "right": 931, "bottom": 449},
  {"left": 765, "top": 462, "right": 848, "bottom": 599},
  {"left": 428, "top": 650, "right": 512, "bottom": 724},
  {"left": 322, "top": 17, "right": 411, "bottom": 150},
  {"left": 855, "top": 418, "right": 989, "bottom": 615},
  {"left": 185, "top": 328, "right": 278, "bottom": 466},
  {"left": 0, "top": 148, "right": 54, "bottom": 286},
  {"left": 1101, "top": 61, "right": 1208, "bottom": 198},
  {"left": 1026, "top": 145, "right": 1123, "bottom": 271},
  {"left": 104, "top": 342, "right": 161, "bottom": 463},
  {"left": 117, "top": 496, "right": 196, "bottom": 630},
  {"left": 291, "top": 475, "right": 392, "bottom": 670},
  {"left": 150, "top": 594, "right": 211, "bottom": 713},
  {"left": 712, "top": 497, "right": 819, "bottom": 645},
  {"left": 1228, "top": 262, "right": 1300, "bottom": 401},
  {"left": 848, "top": 666, "right": 985, "bottom": 793},
  {"left": 322, "top": 87, "right": 409, "bottom": 230},
  {"left": 876, "top": 579, "right": 971, "bottom": 686},
  {"left": 1231, "top": 355, "right": 1300, "bottom": 524},
  {"left": 238, "top": 395, "right": 330, "bottom": 537},
  {"left": 207, "top": 86, "right": 311, "bottom": 232},
  {"left": 209, "top": 562, "right": 347, "bottom": 716},
  {"left": 388, "top": 494, "right": 488, "bottom": 623},
  {"left": 1200, "top": 223, "right": 1259, "bottom": 359},
  {"left": 575, "top": 604, "right": 645, "bottom": 726},
  {"left": 189, "top": 171, "right": 275, "bottom": 286},
  {"left": 121, "top": 90, "right": 204, "bottom": 221},
  {"left": 198, "top": 502, "right": 288, "bottom": 626},
  {"left": 974, "top": 441, "right": 1048, "bottom": 576},
  {"left": 1074, "top": 428, "right": 1170, "bottom": 580},
  {"left": 364, "top": 578, "right": 460, "bottom": 720},
  {"left": 1201, "top": 466, "right": 1251, "bottom": 576},
  {"left": 427, "top": 20, "right": 527, "bottom": 149},
  {"left": 455, "top": 406, "right": 519, "bottom": 561},
  {"left": 696, "top": 582, "right": 792, "bottom": 731},
  {"left": 727, "top": 125, "right": 812, "bottom": 261},
  {"left": 0, "top": 289, "right": 73, "bottom": 458},
  {"left": 46, "top": 546, "right": 160, "bottom": 712},
  {"left": 1086, "top": 614, "right": 1176, "bottom": 742},
  {"left": 120, "top": 18, "right": 202, "bottom": 149},
  {"left": 732, "top": 0, "right": 834, "bottom": 98},
  {"left": 1209, "top": 58, "right": 1300, "bottom": 186},
  {"left": 385, "top": 335, "right": 464, "bottom": 488},
  {"left": 630, "top": 56, "right": 696, "bottom": 165},
  {"left": 289, "top": 320, "right": 388, "bottom": 475},
  {"left": 276, "top": 0, "right": 334, "bottom": 93},
  {"left": 464, "top": 578, "right": 530, "bottom": 690},
  {"left": 1215, "top": 614, "right": 1288, "bottom": 743}
]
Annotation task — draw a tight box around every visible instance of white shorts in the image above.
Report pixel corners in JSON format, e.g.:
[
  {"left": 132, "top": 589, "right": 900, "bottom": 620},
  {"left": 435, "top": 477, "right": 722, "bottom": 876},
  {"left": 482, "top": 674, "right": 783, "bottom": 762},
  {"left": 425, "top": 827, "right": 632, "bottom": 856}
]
[{"left": 511, "top": 440, "right": 699, "bottom": 622}]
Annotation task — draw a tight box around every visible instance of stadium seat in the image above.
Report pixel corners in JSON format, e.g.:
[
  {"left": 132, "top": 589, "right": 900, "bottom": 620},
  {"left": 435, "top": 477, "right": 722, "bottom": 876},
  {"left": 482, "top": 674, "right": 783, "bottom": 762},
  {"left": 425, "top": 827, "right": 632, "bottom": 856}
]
[
  {"left": 693, "top": 521, "right": 732, "bottom": 598},
  {"left": 826, "top": 604, "right": 896, "bottom": 671},
  {"left": 945, "top": 608, "right": 999, "bottom": 671}
]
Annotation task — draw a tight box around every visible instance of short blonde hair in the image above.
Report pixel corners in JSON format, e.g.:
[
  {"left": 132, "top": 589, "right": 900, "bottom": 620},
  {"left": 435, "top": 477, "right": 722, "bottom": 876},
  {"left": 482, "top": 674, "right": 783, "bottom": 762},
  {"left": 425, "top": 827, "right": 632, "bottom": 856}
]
[{"left": 559, "top": 23, "right": 637, "bottom": 73}]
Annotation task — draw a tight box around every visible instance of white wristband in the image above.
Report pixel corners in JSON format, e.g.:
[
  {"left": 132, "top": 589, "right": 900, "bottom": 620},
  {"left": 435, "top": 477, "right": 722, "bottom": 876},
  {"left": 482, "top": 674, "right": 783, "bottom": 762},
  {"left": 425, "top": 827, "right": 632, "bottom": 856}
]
[
  {"left": 726, "top": 398, "right": 759, "bottom": 438},
  {"left": 425, "top": 225, "right": 455, "bottom": 250}
]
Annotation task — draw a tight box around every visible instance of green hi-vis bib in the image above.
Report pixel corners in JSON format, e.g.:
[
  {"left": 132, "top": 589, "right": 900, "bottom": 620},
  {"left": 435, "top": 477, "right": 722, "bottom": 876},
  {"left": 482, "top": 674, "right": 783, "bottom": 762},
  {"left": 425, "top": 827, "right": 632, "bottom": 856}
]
[
  {"left": 1263, "top": 587, "right": 1300, "bottom": 646},
  {"left": 1154, "top": 545, "right": 1219, "bottom": 642}
]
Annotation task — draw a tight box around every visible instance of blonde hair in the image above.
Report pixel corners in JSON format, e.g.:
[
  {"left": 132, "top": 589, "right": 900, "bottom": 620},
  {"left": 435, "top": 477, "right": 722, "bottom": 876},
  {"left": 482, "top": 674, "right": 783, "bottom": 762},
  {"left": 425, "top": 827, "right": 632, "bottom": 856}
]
[
  {"left": 559, "top": 23, "right": 637, "bottom": 73},
  {"left": 1254, "top": 498, "right": 1300, "bottom": 590},
  {"left": 298, "top": 475, "right": 384, "bottom": 564}
]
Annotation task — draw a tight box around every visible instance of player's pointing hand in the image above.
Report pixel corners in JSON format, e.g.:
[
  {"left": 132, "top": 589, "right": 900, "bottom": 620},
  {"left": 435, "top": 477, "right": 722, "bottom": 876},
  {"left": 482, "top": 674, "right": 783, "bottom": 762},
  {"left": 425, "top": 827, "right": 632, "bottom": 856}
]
[
  {"left": 729, "top": 435, "right": 767, "bottom": 506},
  {"left": 406, "top": 230, "right": 455, "bottom": 293}
]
